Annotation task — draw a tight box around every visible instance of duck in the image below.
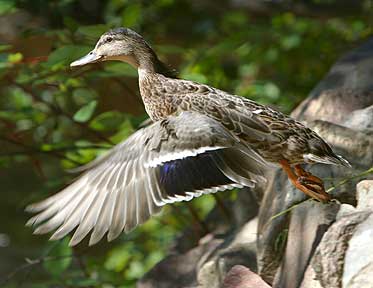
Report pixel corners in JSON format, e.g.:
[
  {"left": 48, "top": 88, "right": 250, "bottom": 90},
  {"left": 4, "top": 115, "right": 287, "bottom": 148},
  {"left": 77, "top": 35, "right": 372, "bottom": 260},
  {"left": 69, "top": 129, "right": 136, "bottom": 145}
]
[{"left": 26, "top": 27, "right": 350, "bottom": 246}]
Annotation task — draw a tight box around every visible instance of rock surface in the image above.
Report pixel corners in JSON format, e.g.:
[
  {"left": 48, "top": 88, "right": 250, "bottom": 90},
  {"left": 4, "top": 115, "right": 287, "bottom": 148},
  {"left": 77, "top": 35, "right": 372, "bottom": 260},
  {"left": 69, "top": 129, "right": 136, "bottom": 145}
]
[
  {"left": 257, "top": 37, "right": 373, "bottom": 288},
  {"left": 223, "top": 265, "right": 270, "bottom": 288},
  {"left": 273, "top": 202, "right": 340, "bottom": 288},
  {"left": 300, "top": 181, "right": 373, "bottom": 288},
  {"left": 291, "top": 37, "right": 373, "bottom": 124}
]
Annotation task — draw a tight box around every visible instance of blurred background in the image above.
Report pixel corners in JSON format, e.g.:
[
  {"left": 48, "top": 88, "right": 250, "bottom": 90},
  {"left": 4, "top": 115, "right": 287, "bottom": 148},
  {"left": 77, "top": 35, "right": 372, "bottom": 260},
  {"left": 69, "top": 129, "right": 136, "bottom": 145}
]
[{"left": 0, "top": 0, "right": 372, "bottom": 287}]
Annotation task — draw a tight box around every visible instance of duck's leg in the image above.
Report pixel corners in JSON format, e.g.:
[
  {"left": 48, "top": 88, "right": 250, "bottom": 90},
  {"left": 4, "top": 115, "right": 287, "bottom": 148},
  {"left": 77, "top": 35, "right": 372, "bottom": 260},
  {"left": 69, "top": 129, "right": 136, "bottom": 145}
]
[
  {"left": 294, "top": 165, "right": 323, "bottom": 185},
  {"left": 279, "top": 160, "right": 330, "bottom": 202}
]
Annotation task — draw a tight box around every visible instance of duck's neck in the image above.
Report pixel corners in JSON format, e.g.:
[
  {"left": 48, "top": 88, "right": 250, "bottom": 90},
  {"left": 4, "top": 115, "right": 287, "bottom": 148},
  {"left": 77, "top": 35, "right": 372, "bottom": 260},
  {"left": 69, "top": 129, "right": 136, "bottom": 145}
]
[
  {"left": 133, "top": 44, "right": 176, "bottom": 78},
  {"left": 138, "top": 67, "right": 175, "bottom": 121},
  {"left": 131, "top": 47, "right": 177, "bottom": 120}
]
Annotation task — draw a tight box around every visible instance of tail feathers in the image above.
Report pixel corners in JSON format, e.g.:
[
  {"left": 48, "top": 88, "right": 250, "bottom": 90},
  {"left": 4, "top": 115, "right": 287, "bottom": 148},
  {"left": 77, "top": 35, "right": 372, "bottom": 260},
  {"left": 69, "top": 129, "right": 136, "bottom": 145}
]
[{"left": 304, "top": 153, "right": 351, "bottom": 167}]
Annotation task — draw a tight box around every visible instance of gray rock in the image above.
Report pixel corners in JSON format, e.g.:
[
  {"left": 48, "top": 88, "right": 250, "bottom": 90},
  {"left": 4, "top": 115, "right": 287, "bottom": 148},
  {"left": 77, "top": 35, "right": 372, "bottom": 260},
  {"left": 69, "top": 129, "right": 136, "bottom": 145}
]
[
  {"left": 258, "top": 37, "right": 373, "bottom": 288},
  {"left": 344, "top": 263, "right": 373, "bottom": 288},
  {"left": 300, "top": 180, "right": 373, "bottom": 288},
  {"left": 356, "top": 180, "right": 373, "bottom": 210},
  {"left": 343, "top": 105, "right": 373, "bottom": 132},
  {"left": 292, "top": 37, "right": 373, "bottom": 124},
  {"left": 343, "top": 213, "right": 373, "bottom": 288},
  {"left": 300, "top": 211, "right": 370, "bottom": 288},
  {"left": 257, "top": 170, "right": 297, "bottom": 284},
  {"left": 138, "top": 238, "right": 222, "bottom": 288},
  {"left": 257, "top": 165, "right": 338, "bottom": 283},
  {"left": 197, "top": 217, "right": 259, "bottom": 288},
  {"left": 223, "top": 265, "right": 271, "bottom": 288},
  {"left": 308, "top": 120, "right": 373, "bottom": 170},
  {"left": 273, "top": 201, "right": 340, "bottom": 288}
]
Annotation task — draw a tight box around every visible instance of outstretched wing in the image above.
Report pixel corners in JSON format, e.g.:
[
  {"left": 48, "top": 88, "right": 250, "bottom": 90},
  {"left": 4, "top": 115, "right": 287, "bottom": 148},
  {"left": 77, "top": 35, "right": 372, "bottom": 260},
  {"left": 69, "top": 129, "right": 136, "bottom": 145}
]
[{"left": 26, "top": 111, "right": 266, "bottom": 246}]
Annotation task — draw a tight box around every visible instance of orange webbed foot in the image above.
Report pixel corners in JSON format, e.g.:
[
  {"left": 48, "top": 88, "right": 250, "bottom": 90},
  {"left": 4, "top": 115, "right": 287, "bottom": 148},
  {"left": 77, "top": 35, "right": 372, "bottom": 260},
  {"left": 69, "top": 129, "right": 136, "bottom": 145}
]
[{"left": 279, "top": 160, "right": 331, "bottom": 203}]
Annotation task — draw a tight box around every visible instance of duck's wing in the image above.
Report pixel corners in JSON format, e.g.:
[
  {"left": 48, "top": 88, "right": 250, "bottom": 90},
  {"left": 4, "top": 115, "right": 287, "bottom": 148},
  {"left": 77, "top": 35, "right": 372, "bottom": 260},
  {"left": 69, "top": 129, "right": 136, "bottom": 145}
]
[
  {"left": 26, "top": 111, "right": 267, "bottom": 246},
  {"left": 155, "top": 77, "right": 273, "bottom": 141}
]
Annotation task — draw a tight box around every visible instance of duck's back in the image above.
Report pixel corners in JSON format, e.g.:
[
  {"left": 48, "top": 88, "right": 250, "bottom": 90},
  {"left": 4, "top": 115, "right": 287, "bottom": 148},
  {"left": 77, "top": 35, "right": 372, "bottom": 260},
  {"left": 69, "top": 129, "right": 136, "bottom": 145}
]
[{"left": 140, "top": 73, "right": 329, "bottom": 164}]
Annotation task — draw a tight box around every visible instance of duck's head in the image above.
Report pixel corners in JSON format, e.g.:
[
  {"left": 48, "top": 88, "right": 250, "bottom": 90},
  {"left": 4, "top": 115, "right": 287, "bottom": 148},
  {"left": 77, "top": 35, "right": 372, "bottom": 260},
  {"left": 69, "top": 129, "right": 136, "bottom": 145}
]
[
  {"left": 70, "top": 27, "right": 153, "bottom": 68},
  {"left": 71, "top": 27, "right": 177, "bottom": 78}
]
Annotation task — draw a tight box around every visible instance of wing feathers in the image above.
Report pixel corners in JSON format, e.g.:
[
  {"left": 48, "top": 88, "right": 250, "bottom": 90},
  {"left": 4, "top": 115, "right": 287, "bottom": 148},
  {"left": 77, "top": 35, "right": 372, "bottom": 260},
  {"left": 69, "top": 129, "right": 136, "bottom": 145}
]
[{"left": 26, "top": 111, "right": 267, "bottom": 245}]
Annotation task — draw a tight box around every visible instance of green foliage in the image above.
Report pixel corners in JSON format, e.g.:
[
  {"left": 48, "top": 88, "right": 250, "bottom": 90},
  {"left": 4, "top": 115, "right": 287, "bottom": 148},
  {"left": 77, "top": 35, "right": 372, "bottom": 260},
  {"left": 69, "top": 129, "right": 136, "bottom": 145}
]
[
  {"left": 73, "top": 100, "right": 98, "bottom": 122},
  {"left": 43, "top": 239, "right": 73, "bottom": 276},
  {"left": 1, "top": 0, "right": 372, "bottom": 287}
]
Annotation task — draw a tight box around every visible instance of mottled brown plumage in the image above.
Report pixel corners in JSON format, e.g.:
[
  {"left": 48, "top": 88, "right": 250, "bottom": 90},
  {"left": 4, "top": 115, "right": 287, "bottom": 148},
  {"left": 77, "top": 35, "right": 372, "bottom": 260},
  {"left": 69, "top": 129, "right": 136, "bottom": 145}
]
[{"left": 26, "top": 28, "right": 350, "bottom": 246}]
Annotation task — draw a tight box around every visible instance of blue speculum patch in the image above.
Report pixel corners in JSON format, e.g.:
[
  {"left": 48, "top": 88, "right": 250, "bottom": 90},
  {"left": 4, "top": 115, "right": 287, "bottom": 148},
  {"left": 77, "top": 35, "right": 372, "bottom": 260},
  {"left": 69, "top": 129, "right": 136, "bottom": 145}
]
[{"left": 159, "top": 151, "right": 234, "bottom": 197}]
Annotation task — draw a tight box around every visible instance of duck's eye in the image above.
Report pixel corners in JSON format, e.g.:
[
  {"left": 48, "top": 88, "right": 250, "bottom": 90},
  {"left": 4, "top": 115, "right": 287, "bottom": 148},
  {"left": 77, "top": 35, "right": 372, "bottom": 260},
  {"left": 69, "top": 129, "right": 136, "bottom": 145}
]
[{"left": 106, "top": 37, "right": 113, "bottom": 43}]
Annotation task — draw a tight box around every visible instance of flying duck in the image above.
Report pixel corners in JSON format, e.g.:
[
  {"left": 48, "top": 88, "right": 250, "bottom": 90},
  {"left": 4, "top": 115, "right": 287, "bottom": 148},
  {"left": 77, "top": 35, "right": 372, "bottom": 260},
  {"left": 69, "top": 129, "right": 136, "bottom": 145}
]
[{"left": 26, "top": 28, "right": 350, "bottom": 246}]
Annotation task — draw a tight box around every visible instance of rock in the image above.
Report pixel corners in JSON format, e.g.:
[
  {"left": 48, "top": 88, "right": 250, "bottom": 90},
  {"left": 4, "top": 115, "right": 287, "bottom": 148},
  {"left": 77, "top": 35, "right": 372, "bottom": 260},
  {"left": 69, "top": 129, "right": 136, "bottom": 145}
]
[
  {"left": 138, "top": 238, "right": 222, "bottom": 288},
  {"left": 257, "top": 170, "right": 303, "bottom": 284},
  {"left": 356, "top": 180, "right": 373, "bottom": 210},
  {"left": 299, "top": 211, "right": 370, "bottom": 288},
  {"left": 308, "top": 121, "right": 373, "bottom": 170},
  {"left": 343, "top": 105, "right": 373, "bottom": 132},
  {"left": 292, "top": 37, "right": 373, "bottom": 124},
  {"left": 300, "top": 180, "right": 373, "bottom": 288},
  {"left": 273, "top": 201, "right": 340, "bottom": 288},
  {"left": 258, "top": 37, "right": 373, "bottom": 288},
  {"left": 232, "top": 187, "right": 260, "bottom": 227},
  {"left": 343, "top": 213, "right": 373, "bottom": 288},
  {"left": 197, "top": 217, "right": 259, "bottom": 288},
  {"left": 257, "top": 165, "right": 340, "bottom": 284},
  {"left": 223, "top": 265, "right": 271, "bottom": 288}
]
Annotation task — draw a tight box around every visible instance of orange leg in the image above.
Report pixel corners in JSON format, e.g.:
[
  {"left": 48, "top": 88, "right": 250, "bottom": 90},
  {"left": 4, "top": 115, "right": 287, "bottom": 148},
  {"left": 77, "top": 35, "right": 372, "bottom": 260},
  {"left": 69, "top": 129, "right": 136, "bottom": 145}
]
[
  {"left": 279, "top": 160, "right": 330, "bottom": 202},
  {"left": 294, "top": 165, "right": 324, "bottom": 185}
]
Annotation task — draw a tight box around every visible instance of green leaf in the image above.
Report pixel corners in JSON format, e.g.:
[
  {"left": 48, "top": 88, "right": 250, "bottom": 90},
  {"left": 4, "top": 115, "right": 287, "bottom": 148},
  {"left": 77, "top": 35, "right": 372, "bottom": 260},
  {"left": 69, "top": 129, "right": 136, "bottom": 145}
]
[
  {"left": 181, "top": 72, "right": 207, "bottom": 83},
  {"left": 121, "top": 3, "right": 141, "bottom": 28},
  {"left": 72, "top": 88, "right": 97, "bottom": 105},
  {"left": 77, "top": 24, "right": 110, "bottom": 39},
  {"left": 104, "top": 62, "right": 138, "bottom": 77},
  {"left": 7, "top": 52, "right": 23, "bottom": 63},
  {"left": 0, "top": 0, "right": 16, "bottom": 15},
  {"left": 73, "top": 100, "right": 97, "bottom": 123},
  {"left": 43, "top": 238, "right": 72, "bottom": 276},
  {"left": 0, "top": 44, "right": 11, "bottom": 52},
  {"left": 109, "top": 119, "right": 134, "bottom": 143},
  {"left": 89, "top": 111, "right": 124, "bottom": 132},
  {"left": 105, "top": 243, "right": 133, "bottom": 272},
  {"left": 46, "top": 45, "right": 91, "bottom": 67}
]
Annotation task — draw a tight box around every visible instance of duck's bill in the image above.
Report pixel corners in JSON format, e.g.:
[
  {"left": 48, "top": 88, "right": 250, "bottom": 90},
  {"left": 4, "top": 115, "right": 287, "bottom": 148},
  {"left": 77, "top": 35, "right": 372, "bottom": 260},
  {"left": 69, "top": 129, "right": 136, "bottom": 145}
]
[{"left": 70, "top": 51, "right": 102, "bottom": 67}]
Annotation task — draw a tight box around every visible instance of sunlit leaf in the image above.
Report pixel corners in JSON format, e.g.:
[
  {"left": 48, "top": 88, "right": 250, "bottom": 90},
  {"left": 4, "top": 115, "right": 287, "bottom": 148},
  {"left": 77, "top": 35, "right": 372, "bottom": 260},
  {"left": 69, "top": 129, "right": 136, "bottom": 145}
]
[
  {"left": 0, "top": 0, "right": 16, "bottom": 15},
  {"left": 73, "top": 100, "right": 98, "bottom": 123},
  {"left": 8, "top": 52, "right": 23, "bottom": 63},
  {"left": 89, "top": 111, "right": 125, "bottom": 131}
]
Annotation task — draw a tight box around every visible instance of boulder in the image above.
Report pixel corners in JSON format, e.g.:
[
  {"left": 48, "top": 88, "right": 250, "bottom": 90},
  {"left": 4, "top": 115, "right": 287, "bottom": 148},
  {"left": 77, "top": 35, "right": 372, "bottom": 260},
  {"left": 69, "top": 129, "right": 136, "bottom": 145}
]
[
  {"left": 257, "top": 37, "right": 373, "bottom": 287},
  {"left": 273, "top": 201, "right": 340, "bottom": 288},
  {"left": 197, "top": 217, "right": 258, "bottom": 287},
  {"left": 138, "top": 237, "right": 223, "bottom": 288},
  {"left": 223, "top": 265, "right": 271, "bottom": 288},
  {"left": 300, "top": 180, "right": 373, "bottom": 288},
  {"left": 291, "top": 37, "right": 373, "bottom": 124}
]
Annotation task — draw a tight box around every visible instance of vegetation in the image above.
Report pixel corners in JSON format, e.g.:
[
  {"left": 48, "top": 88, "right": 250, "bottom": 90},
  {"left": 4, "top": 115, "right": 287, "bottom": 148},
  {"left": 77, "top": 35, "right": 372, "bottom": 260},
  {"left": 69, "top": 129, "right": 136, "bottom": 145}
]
[{"left": 0, "top": 0, "right": 372, "bottom": 287}]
